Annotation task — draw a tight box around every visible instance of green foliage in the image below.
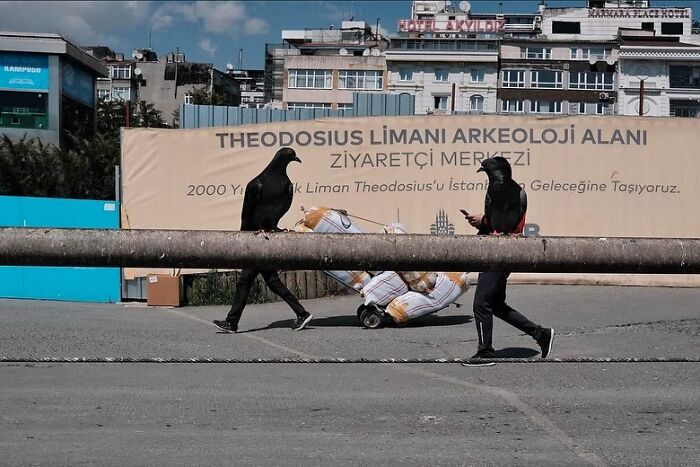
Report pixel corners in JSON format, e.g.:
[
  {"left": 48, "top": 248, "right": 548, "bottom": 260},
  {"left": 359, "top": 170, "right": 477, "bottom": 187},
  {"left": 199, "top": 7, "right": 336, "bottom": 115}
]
[
  {"left": 185, "top": 270, "right": 272, "bottom": 306},
  {"left": 188, "top": 85, "right": 233, "bottom": 106},
  {"left": 0, "top": 98, "right": 166, "bottom": 199}
]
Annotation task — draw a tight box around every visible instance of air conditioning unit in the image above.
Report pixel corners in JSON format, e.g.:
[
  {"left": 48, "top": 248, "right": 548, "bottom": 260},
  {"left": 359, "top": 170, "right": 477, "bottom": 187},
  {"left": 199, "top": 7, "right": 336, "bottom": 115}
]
[
  {"left": 563, "top": 63, "right": 570, "bottom": 70},
  {"left": 599, "top": 92, "right": 610, "bottom": 101}
]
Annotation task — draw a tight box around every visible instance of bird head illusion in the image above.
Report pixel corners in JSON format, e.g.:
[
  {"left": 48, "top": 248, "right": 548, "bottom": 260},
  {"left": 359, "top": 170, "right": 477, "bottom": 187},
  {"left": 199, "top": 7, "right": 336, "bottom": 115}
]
[
  {"left": 477, "top": 156, "right": 512, "bottom": 185},
  {"left": 270, "top": 147, "right": 302, "bottom": 168}
]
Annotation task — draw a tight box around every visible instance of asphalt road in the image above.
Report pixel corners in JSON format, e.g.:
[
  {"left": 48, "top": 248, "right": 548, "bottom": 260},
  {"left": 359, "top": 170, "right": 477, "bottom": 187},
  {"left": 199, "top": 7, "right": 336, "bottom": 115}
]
[{"left": 1, "top": 284, "right": 698, "bottom": 466}]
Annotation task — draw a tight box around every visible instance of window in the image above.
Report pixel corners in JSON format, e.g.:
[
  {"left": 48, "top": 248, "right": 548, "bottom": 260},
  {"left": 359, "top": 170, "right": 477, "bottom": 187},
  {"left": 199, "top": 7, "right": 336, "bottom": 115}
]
[
  {"left": 642, "top": 22, "right": 655, "bottom": 32},
  {"left": 288, "top": 69, "right": 332, "bottom": 89},
  {"left": 470, "top": 95, "right": 484, "bottom": 111},
  {"left": 574, "top": 47, "right": 614, "bottom": 60},
  {"left": 522, "top": 47, "right": 552, "bottom": 59},
  {"left": 661, "top": 22, "right": 683, "bottom": 35},
  {"left": 501, "top": 99, "right": 524, "bottom": 113},
  {"left": 530, "top": 100, "right": 562, "bottom": 114},
  {"left": 596, "top": 103, "right": 609, "bottom": 115},
  {"left": 337, "top": 103, "right": 353, "bottom": 110},
  {"left": 570, "top": 72, "right": 614, "bottom": 90},
  {"left": 502, "top": 69, "right": 525, "bottom": 88},
  {"left": 338, "top": 70, "right": 383, "bottom": 90},
  {"left": 112, "top": 87, "right": 131, "bottom": 101},
  {"left": 109, "top": 65, "right": 131, "bottom": 79},
  {"left": 0, "top": 91, "right": 49, "bottom": 129},
  {"left": 470, "top": 68, "right": 485, "bottom": 83},
  {"left": 531, "top": 70, "right": 563, "bottom": 88},
  {"left": 434, "top": 68, "right": 448, "bottom": 82},
  {"left": 97, "top": 89, "right": 111, "bottom": 100},
  {"left": 399, "top": 68, "right": 413, "bottom": 81},
  {"left": 184, "top": 94, "right": 193, "bottom": 105},
  {"left": 669, "top": 65, "right": 700, "bottom": 89},
  {"left": 670, "top": 100, "right": 700, "bottom": 118},
  {"left": 434, "top": 96, "right": 449, "bottom": 110},
  {"left": 552, "top": 21, "right": 580, "bottom": 34},
  {"left": 287, "top": 102, "right": 332, "bottom": 109},
  {"left": 578, "top": 102, "right": 588, "bottom": 114}
]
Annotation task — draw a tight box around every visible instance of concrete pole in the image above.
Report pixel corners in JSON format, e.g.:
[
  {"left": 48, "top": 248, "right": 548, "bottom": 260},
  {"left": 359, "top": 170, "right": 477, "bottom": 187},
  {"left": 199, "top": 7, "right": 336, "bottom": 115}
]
[{"left": 0, "top": 228, "right": 698, "bottom": 274}]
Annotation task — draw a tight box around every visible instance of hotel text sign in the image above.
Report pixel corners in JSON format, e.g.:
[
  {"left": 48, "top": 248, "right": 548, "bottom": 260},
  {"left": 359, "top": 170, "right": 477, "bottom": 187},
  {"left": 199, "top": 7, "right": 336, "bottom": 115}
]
[
  {"left": 398, "top": 18, "right": 505, "bottom": 33},
  {"left": 588, "top": 8, "right": 690, "bottom": 18}
]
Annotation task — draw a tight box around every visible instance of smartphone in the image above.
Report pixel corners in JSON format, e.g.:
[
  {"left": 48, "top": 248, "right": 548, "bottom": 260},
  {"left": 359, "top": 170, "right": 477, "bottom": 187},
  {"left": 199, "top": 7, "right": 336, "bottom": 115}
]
[{"left": 459, "top": 209, "right": 470, "bottom": 218}]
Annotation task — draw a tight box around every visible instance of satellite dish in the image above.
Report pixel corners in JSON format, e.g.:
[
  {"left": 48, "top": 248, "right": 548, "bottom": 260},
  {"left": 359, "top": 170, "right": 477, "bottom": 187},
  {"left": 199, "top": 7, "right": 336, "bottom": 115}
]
[
  {"left": 134, "top": 67, "right": 142, "bottom": 76},
  {"left": 435, "top": 1, "right": 447, "bottom": 12},
  {"left": 459, "top": 1, "right": 471, "bottom": 12},
  {"left": 362, "top": 48, "right": 370, "bottom": 56},
  {"left": 589, "top": 57, "right": 597, "bottom": 65},
  {"left": 226, "top": 63, "right": 234, "bottom": 70},
  {"left": 136, "top": 52, "right": 143, "bottom": 60},
  {"left": 371, "top": 48, "right": 381, "bottom": 56},
  {"left": 339, "top": 48, "right": 348, "bottom": 55},
  {"left": 131, "top": 50, "right": 139, "bottom": 59},
  {"left": 606, "top": 57, "right": 615, "bottom": 66}
]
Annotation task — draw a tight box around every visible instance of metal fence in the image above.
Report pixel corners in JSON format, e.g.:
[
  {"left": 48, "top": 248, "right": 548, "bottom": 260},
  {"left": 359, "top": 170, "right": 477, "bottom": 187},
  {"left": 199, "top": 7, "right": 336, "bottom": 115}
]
[{"left": 180, "top": 93, "right": 415, "bottom": 129}]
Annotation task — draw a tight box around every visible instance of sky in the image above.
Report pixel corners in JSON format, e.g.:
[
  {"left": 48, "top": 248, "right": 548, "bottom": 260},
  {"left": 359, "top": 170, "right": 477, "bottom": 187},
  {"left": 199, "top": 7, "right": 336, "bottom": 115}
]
[{"left": 1, "top": 1, "right": 699, "bottom": 71}]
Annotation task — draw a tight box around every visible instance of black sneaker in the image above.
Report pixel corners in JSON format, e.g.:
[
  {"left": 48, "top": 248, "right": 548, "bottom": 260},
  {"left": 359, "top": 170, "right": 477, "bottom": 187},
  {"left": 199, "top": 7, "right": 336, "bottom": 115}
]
[
  {"left": 461, "top": 350, "right": 497, "bottom": 367},
  {"left": 213, "top": 320, "right": 237, "bottom": 333},
  {"left": 292, "top": 313, "right": 313, "bottom": 331},
  {"left": 537, "top": 328, "right": 555, "bottom": 358}
]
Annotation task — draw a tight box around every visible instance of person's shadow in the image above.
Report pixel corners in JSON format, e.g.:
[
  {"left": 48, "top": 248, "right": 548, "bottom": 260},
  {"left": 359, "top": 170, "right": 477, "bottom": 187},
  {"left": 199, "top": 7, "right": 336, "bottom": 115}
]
[
  {"left": 233, "top": 314, "right": 473, "bottom": 333},
  {"left": 489, "top": 347, "right": 539, "bottom": 358}
]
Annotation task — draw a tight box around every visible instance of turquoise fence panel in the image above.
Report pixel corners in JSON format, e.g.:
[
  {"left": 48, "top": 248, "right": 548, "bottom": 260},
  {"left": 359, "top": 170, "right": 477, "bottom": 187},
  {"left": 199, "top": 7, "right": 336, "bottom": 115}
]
[
  {"left": 0, "top": 196, "right": 121, "bottom": 303},
  {"left": 180, "top": 92, "right": 415, "bottom": 128}
]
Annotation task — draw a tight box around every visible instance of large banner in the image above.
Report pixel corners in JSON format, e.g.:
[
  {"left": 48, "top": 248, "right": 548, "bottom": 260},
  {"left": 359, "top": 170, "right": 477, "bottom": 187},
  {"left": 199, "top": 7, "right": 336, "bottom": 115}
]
[{"left": 121, "top": 115, "right": 700, "bottom": 285}]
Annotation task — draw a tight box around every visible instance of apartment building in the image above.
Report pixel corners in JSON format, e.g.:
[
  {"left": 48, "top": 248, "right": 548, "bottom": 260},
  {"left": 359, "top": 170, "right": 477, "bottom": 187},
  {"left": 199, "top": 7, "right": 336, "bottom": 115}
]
[
  {"left": 499, "top": 38, "right": 618, "bottom": 116},
  {"left": 85, "top": 47, "right": 240, "bottom": 126},
  {"left": 617, "top": 33, "right": 700, "bottom": 117},
  {"left": 265, "top": 21, "right": 388, "bottom": 110}
]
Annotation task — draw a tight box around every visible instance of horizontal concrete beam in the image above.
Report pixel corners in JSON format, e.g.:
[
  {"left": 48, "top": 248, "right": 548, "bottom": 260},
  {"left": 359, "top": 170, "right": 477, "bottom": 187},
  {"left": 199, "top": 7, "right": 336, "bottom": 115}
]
[{"left": 0, "top": 228, "right": 698, "bottom": 274}]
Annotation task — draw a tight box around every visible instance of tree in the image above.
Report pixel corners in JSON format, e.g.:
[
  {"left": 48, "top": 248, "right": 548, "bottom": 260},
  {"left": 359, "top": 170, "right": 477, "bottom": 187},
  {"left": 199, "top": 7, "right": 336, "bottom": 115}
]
[
  {"left": 0, "top": 97, "right": 166, "bottom": 200},
  {"left": 188, "top": 85, "right": 233, "bottom": 106}
]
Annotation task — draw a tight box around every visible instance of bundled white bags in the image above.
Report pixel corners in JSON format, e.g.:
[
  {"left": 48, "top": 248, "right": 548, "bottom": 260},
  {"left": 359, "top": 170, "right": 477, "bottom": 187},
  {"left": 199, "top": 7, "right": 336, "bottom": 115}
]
[{"left": 297, "top": 207, "right": 470, "bottom": 324}]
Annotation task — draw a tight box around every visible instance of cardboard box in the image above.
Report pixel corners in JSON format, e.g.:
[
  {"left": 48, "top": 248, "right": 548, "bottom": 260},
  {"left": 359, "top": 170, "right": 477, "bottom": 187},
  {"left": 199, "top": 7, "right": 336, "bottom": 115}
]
[{"left": 146, "top": 274, "right": 183, "bottom": 307}]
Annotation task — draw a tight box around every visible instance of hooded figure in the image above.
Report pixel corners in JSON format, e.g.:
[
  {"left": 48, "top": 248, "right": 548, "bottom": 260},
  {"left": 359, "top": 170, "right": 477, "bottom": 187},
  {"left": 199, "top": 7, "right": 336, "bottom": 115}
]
[
  {"left": 213, "top": 147, "right": 313, "bottom": 333},
  {"left": 462, "top": 157, "right": 554, "bottom": 365},
  {"left": 476, "top": 156, "right": 527, "bottom": 235}
]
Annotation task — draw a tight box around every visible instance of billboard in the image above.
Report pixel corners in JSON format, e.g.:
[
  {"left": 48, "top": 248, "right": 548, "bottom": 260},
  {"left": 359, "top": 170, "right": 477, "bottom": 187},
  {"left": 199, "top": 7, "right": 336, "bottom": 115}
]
[
  {"left": 62, "top": 60, "right": 94, "bottom": 108},
  {"left": 121, "top": 115, "right": 700, "bottom": 285},
  {"left": 0, "top": 53, "right": 49, "bottom": 91}
]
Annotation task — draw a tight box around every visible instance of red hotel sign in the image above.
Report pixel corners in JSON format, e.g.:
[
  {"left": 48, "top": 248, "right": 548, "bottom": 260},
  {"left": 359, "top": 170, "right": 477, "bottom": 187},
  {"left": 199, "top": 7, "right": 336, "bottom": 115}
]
[{"left": 398, "top": 18, "right": 505, "bottom": 33}]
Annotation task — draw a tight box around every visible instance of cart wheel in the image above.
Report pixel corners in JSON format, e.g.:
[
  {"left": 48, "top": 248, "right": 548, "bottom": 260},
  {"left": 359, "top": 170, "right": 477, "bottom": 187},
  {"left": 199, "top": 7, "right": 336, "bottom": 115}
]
[{"left": 360, "top": 307, "right": 384, "bottom": 329}]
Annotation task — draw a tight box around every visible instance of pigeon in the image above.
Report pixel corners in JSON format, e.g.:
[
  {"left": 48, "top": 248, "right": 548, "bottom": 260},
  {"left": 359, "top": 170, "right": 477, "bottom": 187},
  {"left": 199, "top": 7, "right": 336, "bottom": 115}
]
[
  {"left": 477, "top": 156, "right": 527, "bottom": 235},
  {"left": 240, "top": 147, "right": 301, "bottom": 232}
]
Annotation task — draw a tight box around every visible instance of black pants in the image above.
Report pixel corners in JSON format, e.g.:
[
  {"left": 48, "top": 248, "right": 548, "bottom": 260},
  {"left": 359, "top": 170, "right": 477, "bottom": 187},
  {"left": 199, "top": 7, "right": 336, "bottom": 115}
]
[
  {"left": 473, "top": 271, "right": 544, "bottom": 352},
  {"left": 225, "top": 269, "right": 306, "bottom": 324}
]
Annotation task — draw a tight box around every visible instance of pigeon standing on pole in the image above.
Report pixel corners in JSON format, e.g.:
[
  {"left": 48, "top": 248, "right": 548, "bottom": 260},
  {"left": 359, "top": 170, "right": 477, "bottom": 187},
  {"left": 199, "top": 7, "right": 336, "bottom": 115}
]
[
  {"left": 213, "top": 147, "right": 313, "bottom": 333},
  {"left": 462, "top": 156, "right": 554, "bottom": 364}
]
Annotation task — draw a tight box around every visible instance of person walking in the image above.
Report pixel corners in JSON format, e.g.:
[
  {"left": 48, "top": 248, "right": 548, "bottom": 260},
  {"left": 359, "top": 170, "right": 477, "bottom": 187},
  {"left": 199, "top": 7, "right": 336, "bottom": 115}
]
[
  {"left": 463, "top": 157, "right": 554, "bottom": 361},
  {"left": 213, "top": 147, "right": 313, "bottom": 333}
]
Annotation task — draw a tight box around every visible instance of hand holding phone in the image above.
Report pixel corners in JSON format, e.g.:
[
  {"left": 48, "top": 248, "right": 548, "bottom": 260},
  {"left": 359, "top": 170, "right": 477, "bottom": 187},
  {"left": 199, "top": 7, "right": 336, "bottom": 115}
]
[{"left": 460, "top": 209, "right": 470, "bottom": 219}]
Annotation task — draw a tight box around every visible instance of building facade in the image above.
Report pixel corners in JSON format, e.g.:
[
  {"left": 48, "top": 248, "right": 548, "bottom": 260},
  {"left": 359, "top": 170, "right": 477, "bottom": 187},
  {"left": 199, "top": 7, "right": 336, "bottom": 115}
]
[
  {"left": 618, "top": 34, "right": 700, "bottom": 117},
  {"left": 230, "top": 68, "right": 265, "bottom": 108},
  {"left": 499, "top": 38, "right": 618, "bottom": 116},
  {"left": 0, "top": 31, "right": 107, "bottom": 147},
  {"left": 85, "top": 47, "right": 240, "bottom": 127},
  {"left": 266, "top": 21, "right": 388, "bottom": 110}
]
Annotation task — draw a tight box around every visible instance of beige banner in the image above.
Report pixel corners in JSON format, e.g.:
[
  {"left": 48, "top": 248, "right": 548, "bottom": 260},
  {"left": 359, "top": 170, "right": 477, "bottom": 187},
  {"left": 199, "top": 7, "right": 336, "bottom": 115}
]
[{"left": 121, "top": 115, "right": 700, "bottom": 285}]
